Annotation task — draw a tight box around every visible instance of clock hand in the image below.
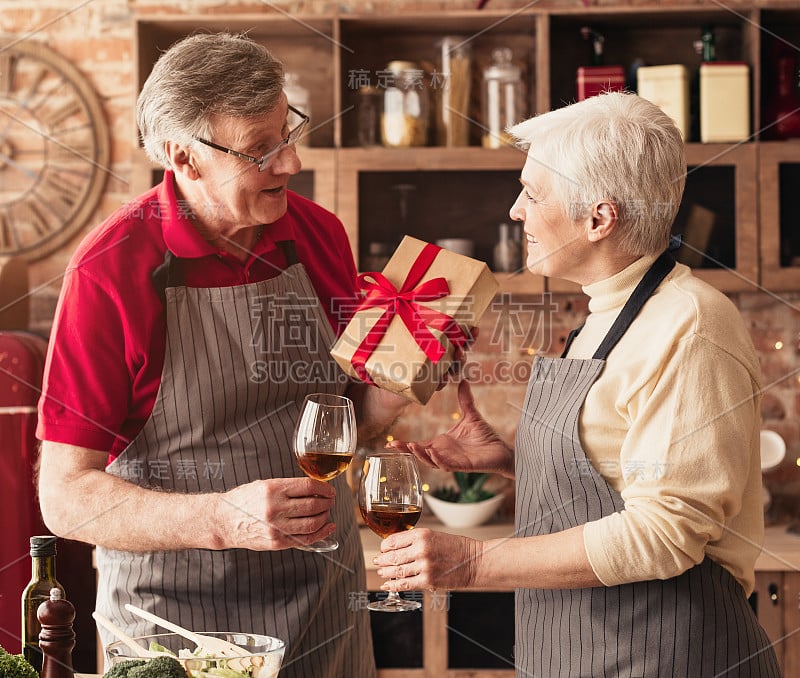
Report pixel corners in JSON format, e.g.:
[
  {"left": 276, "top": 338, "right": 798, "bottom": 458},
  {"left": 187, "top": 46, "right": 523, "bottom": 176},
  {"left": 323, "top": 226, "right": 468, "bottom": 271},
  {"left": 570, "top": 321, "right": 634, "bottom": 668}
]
[{"left": 0, "top": 149, "right": 39, "bottom": 181}]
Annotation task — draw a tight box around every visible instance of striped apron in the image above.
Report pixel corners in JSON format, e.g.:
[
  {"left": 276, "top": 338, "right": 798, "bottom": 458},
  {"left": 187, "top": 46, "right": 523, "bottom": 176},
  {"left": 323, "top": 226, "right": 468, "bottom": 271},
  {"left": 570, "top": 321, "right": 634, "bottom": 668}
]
[
  {"left": 96, "top": 241, "right": 375, "bottom": 678},
  {"left": 514, "top": 253, "right": 780, "bottom": 677}
]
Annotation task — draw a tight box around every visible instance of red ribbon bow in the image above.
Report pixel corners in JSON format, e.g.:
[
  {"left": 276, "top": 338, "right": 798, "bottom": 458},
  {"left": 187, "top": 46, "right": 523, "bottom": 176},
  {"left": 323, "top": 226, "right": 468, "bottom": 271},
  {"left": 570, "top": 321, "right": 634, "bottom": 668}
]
[{"left": 350, "top": 243, "right": 468, "bottom": 384}]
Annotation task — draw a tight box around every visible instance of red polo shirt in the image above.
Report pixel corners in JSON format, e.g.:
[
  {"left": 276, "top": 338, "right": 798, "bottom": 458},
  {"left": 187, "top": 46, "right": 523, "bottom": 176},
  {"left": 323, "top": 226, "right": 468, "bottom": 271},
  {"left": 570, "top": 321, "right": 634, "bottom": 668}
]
[{"left": 37, "top": 171, "right": 358, "bottom": 457}]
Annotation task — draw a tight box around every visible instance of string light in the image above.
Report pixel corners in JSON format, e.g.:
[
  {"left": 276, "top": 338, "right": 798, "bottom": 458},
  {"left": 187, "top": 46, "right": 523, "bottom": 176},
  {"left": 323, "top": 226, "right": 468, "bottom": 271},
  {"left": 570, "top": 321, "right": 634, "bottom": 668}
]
[
  {"left": 421, "top": 483, "right": 430, "bottom": 492},
  {"left": 385, "top": 434, "right": 394, "bottom": 442},
  {"left": 526, "top": 347, "right": 536, "bottom": 355},
  {"left": 451, "top": 411, "right": 461, "bottom": 421},
  {"left": 796, "top": 457, "right": 800, "bottom": 468},
  {"left": 774, "top": 340, "right": 784, "bottom": 350}
]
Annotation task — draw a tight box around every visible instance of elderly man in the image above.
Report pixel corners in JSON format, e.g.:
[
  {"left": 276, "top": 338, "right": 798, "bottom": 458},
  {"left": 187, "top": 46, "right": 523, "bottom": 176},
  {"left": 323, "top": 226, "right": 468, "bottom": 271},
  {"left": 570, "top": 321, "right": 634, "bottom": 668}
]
[{"left": 37, "top": 33, "right": 406, "bottom": 677}]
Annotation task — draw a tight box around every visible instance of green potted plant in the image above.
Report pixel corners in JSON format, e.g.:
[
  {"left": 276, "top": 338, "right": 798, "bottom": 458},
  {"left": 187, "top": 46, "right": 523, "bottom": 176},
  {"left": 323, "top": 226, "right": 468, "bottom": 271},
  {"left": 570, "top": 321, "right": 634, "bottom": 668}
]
[
  {"left": 431, "top": 472, "right": 493, "bottom": 503},
  {"left": 425, "top": 472, "right": 505, "bottom": 528}
]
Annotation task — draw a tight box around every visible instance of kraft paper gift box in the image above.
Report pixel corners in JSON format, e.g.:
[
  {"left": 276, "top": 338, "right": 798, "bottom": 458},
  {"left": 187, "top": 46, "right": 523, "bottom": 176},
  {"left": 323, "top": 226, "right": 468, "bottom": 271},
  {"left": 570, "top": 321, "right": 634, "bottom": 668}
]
[{"left": 331, "top": 235, "right": 499, "bottom": 405}]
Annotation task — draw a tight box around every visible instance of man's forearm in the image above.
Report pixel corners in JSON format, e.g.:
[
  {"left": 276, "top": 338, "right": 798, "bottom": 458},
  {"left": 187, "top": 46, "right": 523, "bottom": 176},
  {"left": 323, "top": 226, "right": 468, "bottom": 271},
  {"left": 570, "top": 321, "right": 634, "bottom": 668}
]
[{"left": 38, "top": 442, "right": 227, "bottom": 552}]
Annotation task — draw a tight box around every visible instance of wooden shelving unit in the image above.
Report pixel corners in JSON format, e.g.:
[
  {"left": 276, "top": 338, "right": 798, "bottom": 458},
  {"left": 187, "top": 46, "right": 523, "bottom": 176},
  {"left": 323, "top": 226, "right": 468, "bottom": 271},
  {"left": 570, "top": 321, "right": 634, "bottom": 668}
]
[{"left": 133, "top": 3, "right": 800, "bottom": 297}]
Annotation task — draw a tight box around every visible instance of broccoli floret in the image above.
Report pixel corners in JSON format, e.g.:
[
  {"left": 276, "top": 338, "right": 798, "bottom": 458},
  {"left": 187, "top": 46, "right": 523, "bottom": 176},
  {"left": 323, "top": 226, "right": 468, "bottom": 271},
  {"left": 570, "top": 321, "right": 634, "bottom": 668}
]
[
  {"left": 0, "top": 648, "right": 38, "bottom": 678},
  {"left": 103, "top": 658, "right": 148, "bottom": 677},
  {"left": 128, "top": 656, "right": 186, "bottom": 678}
]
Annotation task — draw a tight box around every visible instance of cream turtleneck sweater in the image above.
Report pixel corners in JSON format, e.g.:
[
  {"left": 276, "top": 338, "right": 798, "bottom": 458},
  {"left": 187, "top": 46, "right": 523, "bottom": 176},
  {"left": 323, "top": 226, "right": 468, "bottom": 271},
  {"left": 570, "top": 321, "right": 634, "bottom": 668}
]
[{"left": 566, "top": 255, "right": 764, "bottom": 595}]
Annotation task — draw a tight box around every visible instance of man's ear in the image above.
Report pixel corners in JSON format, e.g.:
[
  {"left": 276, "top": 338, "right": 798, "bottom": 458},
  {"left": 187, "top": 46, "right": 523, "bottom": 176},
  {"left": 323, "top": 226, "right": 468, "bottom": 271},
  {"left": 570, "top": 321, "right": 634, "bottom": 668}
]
[
  {"left": 587, "top": 200, "right": 619, "bottom": 243},
  {"left": 165, "top": 140, "right": 201, "bottom": 180}
]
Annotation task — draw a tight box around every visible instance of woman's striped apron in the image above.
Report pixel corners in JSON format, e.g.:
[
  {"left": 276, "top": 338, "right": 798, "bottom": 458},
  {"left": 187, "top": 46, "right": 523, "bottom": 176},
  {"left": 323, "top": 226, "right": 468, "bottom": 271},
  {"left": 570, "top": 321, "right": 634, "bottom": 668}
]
[
  {"left": 96, "top": 241, "right": 375, "bottom": 677},
  {"left": 514, "top": 252, "right": 780, "bottom": 677}
]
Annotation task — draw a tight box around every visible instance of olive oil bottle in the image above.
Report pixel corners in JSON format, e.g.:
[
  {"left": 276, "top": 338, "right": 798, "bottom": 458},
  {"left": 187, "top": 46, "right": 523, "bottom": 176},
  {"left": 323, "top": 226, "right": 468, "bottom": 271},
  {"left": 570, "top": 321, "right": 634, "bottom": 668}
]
[{"left": 21, "top": 536, "right": 66, "bottom": 673}]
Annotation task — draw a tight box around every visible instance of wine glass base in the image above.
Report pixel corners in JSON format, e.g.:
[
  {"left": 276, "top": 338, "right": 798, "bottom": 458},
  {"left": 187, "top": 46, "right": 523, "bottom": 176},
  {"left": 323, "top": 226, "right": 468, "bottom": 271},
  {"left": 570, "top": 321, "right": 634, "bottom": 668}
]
[
  {"left": 295, "top": 537, "right": 339, "bottom": 552},
  {"left": 367, "top": 598, "right": 421, "bottom": 612}
]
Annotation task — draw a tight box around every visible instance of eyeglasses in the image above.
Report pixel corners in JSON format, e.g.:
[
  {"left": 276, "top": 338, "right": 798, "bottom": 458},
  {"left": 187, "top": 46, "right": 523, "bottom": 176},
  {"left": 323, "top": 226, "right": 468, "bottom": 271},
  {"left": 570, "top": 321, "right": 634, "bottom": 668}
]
[{"left": 193, "top": 105, "right": 310, "bottom": 172}]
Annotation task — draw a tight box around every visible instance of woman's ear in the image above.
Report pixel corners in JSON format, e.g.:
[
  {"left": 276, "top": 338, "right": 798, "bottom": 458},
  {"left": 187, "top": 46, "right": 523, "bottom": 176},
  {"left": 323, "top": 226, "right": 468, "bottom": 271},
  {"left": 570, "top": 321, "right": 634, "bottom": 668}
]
[
  {"left": 165, "top": 141, "right": 201, "bottom": 180},
  {"left": 587, "top": 200, "right": 619, "bottom": 243}
]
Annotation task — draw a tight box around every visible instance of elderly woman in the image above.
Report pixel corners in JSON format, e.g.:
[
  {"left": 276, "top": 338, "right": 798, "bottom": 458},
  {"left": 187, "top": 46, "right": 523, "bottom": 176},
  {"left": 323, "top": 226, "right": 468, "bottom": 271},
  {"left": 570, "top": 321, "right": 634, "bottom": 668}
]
[
  {"left": 382, "top": 92, "right": 780, "bottom": 676},
  {"left": 37, "top": 33, "right": 406, "bottom": 677}
]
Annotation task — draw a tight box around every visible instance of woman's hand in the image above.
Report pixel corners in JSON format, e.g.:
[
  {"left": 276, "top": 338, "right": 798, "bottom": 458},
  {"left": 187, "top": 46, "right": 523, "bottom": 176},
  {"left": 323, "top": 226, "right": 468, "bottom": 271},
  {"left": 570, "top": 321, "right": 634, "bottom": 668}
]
[
  {"left": 374, "top": 528, "right": 482, "bottom": 591},
  {"left": 386, "top": 379, "right": 514, "bottom": 478}
]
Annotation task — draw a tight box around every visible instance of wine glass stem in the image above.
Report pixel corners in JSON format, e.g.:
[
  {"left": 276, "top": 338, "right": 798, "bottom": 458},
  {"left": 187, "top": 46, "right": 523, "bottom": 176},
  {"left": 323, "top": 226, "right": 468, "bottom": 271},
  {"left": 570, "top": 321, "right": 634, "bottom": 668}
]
[{"left": 386, "top": 590, "right": 402, "bottom": 604}]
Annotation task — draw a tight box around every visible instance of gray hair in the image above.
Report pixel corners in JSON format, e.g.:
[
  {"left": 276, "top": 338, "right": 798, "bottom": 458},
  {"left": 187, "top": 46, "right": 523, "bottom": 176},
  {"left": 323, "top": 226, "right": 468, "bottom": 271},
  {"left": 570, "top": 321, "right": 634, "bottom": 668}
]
[
  {"left": 509, "top": 92, "right": 686, "bottom": 256},
  {"left": 136, "top": 32, "right": 285, "bottom": 169}
]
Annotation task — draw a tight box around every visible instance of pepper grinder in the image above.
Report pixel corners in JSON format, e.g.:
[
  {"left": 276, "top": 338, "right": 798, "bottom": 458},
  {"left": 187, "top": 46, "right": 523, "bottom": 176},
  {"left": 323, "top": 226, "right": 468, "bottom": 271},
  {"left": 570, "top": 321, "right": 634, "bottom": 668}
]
[{"left": 37, "top": 588, "right": 75, "bottom": 678}]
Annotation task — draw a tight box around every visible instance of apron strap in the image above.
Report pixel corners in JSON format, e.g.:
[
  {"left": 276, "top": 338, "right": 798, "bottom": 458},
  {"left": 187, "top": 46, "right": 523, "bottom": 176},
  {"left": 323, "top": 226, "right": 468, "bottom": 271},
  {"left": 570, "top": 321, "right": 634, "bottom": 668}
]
[
  {"left": 560, "top": 324, "right": 585, "bottom": 358},
  {"left": 592, "top": 251, "right": 676, "bottom": 360},
  {"left": 151, "top": 250, "right": 182, "bottom": 307},
  {"left": 559, "top": 251, "right": 677, "bottom": 360},
  {"left": 277, "top": 239, "right": 299, "bottom": 266}
]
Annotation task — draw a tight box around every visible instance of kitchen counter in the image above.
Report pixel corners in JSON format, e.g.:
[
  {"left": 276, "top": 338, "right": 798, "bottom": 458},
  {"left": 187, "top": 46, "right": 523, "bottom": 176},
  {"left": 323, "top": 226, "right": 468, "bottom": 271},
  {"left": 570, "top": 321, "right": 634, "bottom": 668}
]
[{"left": 754, "top": 524, "right": 800, "bottom": 570}]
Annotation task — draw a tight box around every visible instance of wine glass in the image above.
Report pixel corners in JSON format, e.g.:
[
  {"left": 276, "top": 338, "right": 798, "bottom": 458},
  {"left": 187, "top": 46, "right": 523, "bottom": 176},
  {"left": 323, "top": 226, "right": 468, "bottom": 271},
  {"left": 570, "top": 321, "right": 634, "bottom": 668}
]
[
  {"left": 359, "top": 452, "right": 423, "bottom": 612},
  {"left": 293, "top": 393, "right": 357, "bottom": 552}
]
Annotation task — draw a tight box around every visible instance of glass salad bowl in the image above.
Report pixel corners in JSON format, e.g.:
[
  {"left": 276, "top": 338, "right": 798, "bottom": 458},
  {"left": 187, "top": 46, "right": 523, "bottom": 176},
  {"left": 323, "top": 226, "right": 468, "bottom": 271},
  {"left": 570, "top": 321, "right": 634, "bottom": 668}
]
[{"left": 105, "top": 631, "right": 285, "bottom": 677}]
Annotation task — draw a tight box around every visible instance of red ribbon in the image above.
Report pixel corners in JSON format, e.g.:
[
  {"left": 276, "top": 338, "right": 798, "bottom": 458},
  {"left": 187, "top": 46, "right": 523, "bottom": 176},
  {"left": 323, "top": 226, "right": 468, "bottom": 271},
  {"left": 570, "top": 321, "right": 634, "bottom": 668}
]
[{"left": 350, "top": 243, "right": 468, "bottom": 384}]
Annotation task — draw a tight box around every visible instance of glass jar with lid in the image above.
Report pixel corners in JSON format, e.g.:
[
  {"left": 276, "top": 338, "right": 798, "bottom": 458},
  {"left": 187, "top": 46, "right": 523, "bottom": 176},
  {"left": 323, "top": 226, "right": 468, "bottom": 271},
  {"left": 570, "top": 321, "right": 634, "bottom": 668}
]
[
  {"left": 481, "top": 48, "right": 525, "bottom": 148},
  {"left": 357, "top": 85, "right": 382, "bottom": 147},
  {"left": 381, "top": 60, "right": 429, "bottom": 147},
  {"left": 435, "top": 36, "right": 472, "bottom": 146}
]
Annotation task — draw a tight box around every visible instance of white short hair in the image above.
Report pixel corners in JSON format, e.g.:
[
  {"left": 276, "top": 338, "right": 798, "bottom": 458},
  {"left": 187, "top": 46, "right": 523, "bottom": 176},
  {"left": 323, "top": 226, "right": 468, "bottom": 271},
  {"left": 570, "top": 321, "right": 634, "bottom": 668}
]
[{"left": 509, "top": 92, "right": 687, "bottom": 256}]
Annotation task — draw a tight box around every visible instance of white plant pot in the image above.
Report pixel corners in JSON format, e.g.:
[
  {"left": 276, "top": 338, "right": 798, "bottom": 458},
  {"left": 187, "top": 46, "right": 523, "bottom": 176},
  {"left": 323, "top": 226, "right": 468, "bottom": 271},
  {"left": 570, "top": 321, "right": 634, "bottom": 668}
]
[{"left": 424, "top": 492, "right": 505, "bottom": 528}]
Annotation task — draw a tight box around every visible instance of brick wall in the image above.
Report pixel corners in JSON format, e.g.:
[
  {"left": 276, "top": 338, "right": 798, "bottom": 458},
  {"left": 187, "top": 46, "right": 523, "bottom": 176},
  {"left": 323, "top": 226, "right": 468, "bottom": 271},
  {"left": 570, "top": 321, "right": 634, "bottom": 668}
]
[{"left": 2, "top": 0, "right": 798, "bottom": 518}]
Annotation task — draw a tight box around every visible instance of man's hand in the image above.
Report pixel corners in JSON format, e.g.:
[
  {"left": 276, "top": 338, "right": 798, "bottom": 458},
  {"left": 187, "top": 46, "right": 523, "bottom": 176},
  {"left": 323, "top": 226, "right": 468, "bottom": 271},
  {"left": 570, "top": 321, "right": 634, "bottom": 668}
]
[
  {"left": 216, "top": 477, "right": 336, "bottom": 550},
  {"left": 39, "top": 441, "right": 337, "bottom": 552}
]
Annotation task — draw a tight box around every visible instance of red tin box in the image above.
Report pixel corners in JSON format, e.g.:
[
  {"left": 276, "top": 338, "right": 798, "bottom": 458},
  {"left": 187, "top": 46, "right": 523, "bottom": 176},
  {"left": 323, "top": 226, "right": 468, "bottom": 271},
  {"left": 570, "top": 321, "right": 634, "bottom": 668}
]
[{"left": 576, "top": 66, "right": 626, "bottom": 101}]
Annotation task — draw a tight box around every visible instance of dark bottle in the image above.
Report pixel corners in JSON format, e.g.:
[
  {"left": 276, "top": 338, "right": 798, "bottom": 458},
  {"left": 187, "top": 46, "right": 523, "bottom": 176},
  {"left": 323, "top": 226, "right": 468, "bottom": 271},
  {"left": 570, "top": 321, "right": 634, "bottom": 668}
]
[
  {"left": 38, "top": 588, "right": 75, "bottom": 678},
  {"left": 690, "top": 25, "right": 716, "bottom": 142},
  {"left": 699, "top": 25, "right": 716, "bottom": 62},
  {"left": 766, "top": 54, "right": 800, "bottom": 139},
  {"left": 21, "top": 536, "right": 66, "bottom": 673},
  {"left": 580, "top": 26, "right": 606, "bottom": 66}
]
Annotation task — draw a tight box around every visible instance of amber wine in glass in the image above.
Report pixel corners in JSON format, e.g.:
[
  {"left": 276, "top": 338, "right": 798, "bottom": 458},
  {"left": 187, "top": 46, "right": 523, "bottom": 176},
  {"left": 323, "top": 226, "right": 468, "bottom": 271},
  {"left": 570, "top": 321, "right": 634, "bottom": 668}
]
[
  {"left": 359, "top": 452, "right": 423, "bottom": 612},
  {"left": 293, "top": 393, "right": 356, "bottom": 552}
]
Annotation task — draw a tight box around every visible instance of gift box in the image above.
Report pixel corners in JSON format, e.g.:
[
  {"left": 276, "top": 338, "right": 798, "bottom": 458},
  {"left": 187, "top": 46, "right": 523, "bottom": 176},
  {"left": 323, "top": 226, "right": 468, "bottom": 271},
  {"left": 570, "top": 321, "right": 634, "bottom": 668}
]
[{"left": 331, "top": 236, "right": 498, "bottom": 405}]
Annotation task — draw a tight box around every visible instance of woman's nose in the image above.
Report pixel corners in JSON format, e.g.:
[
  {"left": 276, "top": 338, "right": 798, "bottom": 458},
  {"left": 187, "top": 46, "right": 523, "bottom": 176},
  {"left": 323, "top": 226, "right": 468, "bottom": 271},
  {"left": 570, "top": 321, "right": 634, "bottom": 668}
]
[{"left": 509, "top": 192, "right": 525, "bottom": 222}]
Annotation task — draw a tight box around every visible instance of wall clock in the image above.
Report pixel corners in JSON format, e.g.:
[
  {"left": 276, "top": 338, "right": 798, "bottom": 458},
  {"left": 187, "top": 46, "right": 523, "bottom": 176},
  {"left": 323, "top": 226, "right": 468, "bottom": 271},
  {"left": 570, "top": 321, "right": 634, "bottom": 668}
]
[{"left": 0, "top": 37, "right": 110, "bottom": 261}]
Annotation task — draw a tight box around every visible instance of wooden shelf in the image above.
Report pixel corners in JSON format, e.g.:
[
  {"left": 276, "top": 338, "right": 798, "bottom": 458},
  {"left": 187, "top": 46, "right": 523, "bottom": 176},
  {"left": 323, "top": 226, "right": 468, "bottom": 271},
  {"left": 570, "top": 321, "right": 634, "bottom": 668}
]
[
  {"left": 759, "top": 140, "right": 800, "bottom": 291},
  {"left": 133, "top": 4, "right": 800, "bottom": 296},
  {"left": 683, "top": 142, "right": 758, "bottom": 292}
]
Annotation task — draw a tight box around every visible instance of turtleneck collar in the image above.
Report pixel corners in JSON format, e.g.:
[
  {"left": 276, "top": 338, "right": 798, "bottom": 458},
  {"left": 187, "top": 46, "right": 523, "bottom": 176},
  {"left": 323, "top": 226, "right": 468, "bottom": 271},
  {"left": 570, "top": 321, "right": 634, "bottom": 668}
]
[{"left": 582, "top": 253, "right": 660, "bottom": 314}]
